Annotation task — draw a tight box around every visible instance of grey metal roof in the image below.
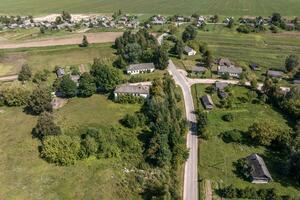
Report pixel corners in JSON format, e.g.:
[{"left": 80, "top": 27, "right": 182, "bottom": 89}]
[
  {"left": 215, "top": 82, "right": 228, "bottom": 90},
  {"left": 191, "top": 66, "right": 207, "bottom": 72},
  {"left": 218, "top": 66, "right": 243, "bottom": 74},
  {"left": 56, "top": 68, "right": 65, "bottom": 77},
  {"left": 201, "top": 95, "right": 214, "bottom": 109},
  {"left": 127, "top": 63, "right": 155, "bottom": 72},
  {"left": 184, "top": 46, "right": 195, "bottom": 53},
  {"left": 267, "top": 70, "right": 283, "bottom": 78},
  {"left": 293, "top": 80, "right": 300, "bottom": 84},
  {"left": 115, "top": 84, "right": 150, "bottom": 95},
  {"left": 246, "top": 153, "right": 272, "bottom": 181}
]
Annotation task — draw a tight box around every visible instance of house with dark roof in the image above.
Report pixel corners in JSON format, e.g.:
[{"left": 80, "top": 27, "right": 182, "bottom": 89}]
[
  {"left": 201, "top": 95, "right": 214, "bottom": 110},
  {"left": 249, "top": 63, "right": 260, "bottom": 71},
  {"left": 126, "top": 63, "right": 155, "bottom": 75},
  {"left": 218, "top": 66, "right": 243, "bottom": 78},
  {"left": 267, "top": 70, "right": 284, "bottom": 78},
  {"left": 246, "top": 153, "right": 272, "bottom": 184},
  {"left": 114, "top": 83, "right": 150, "bottom": 99},
  {"left": 184, "top": 46, "right": 196, "bottom": 56},
  {"left": 191, "top": 66, "right": 207, "bottom": 74},
  {"left": 218, "top": 58, "right": 232, "bottom": 67},
  {"left": 215, "top": 82, "right": 228, "bottom": 91},
  {"left": 293, "top": 80, "right": 300, "bottom": 84},
  {"left": 56, "top": 67, "right": 65, "bottom": 78}
]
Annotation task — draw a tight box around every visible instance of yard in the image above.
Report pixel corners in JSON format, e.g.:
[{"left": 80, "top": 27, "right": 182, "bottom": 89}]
[
  {"left": 0, "top": 0, "right": 299, "bottom": 16},
  {"left": 192, "top": 84, "right": 300, "bottom": 199},
  {"left": 0, "top": 94, "right": 142, "bottom": 200}
]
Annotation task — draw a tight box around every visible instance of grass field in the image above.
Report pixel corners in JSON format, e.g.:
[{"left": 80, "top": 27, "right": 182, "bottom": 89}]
[
  {"left": 0, "top": 0, "right": 299, "bottom": 16},
  {"left": 0, "top": 43, "right": 116, "bottom": 76},
  {"left": 0, "top": 94, "right": 143, "bottom": 200},
  {"left": 192, "top": 84, "right": 300, "bottom": 199}
]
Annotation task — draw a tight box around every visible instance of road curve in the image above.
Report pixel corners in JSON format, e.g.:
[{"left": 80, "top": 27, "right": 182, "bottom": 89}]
[
  {"left": 0, "top": 32, "right": 123, "bottom": 49},
  {"left": 168, "top": 60, "right": 198, "bottom": 200}
]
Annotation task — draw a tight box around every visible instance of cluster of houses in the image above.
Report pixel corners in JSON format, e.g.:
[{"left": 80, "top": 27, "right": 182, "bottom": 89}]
[{"left": 0, "top": 13, "right": 140, "bottom": 31}]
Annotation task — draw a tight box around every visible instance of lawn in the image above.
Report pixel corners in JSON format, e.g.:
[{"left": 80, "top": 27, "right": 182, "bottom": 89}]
[
  {"left": 192, "top": 84, "right": 300, "bottom": 199},
  {"left": 0, "top": 43, "right": 116, "bottom": 76},
  {"left": 0, "top": 94, "right": 142, "bottom": 200},
  {"left": 0, "top": 0, "right": 299, "bottom": 16}
]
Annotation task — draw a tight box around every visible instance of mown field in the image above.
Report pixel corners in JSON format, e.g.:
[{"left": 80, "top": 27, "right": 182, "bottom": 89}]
[
  {"left": 0, "top": 95, "right": 143, "bottom": 200},
  {"left": 0, "top": 0, "right": 299, "bottom": 16},
  {"left": 192, "top": 84, "right": 300, "bottom": 199}
]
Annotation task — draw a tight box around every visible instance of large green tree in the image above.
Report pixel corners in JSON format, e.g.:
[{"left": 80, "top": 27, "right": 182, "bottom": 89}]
[
  {"left": 182, "top": 25, "right": 197, "bottom": 42},
  {"left": 33, "top": 112, "right": 61, "bottom": 139},
  {"left": 18, "top": 64, "right": 32, "bottom": 82},
  {"left": 153, "top": 47, "right": 169, "bottom": 70},
  {"left": 90, "top": 59, "right": 122, "bottom": 92},
  {"left": 285, "top": 54, "right": 299, "bottom": 72},
  {"left": 58, "top": 75, "right": 77, "bottom": 98},
  {"left": 27, "top": 86, "right": 52, "bottom": 115},
  {"left": 78, "top": 72, "right": 96, "bottom": 97}
]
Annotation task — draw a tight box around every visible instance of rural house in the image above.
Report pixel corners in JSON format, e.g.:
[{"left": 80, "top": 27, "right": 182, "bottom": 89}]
[
  {"left": 215, "top": 82, "right": 228, "bottom": 91},
  {"left": 191, "top": 66, "right": 207, "bottom": 74},
  {"left": 267, "top": 70, "right": 284, "bottom": 78},
  {"left": 218, "top": 58, "right": 232, "bottom": 67},
  {"left": 114, "top": 83, "right": 150, "bottom": 99},
  {"left": 293, "top": 80, "right": 300, "bottom": 84},
  {"left": 126, "top": 63, "right": 155, "bottom": 75},
  {"left": 184, "top": 46, "right": 197, "bottom": 56},
  {"left": 218, "top": 66, "right": 243, "bottom": 78},
  {"left": 246, "top": 153, "right": 272, "bottom": 184},
  {"left": 56, "top": 67, "right": 65, "bottom": 78},
  {"left": 201, "top": 95, "right": 214, "bottom": 110}
]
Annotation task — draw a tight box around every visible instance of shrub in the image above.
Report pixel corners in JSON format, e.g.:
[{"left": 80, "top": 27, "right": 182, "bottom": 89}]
[
  {"left": 27, "top": 86, "right": 52, "bottom": 115},
  {"left": 237, "top": 25, "right": 252, "bottom": 33},
  {"left": 33, "top": 112, "right": 61, "bottom": 139},
  {"left": 221, "top": 129, "right": 243, "bottom": 143},
  {"left": 116, "top": 94, "right": 145, "bottom": 104},
  {"left": 222, "top": 113, "right": 234, "bottom": 122},
  {"left": 41, "top": 135, "right": 81, "bottom": 166},
  {"left": 1, "top": 83, "right": 31, "bottom": 106},
  {"left": 121, "top": 113, "right": 146, "bottom": 128}
]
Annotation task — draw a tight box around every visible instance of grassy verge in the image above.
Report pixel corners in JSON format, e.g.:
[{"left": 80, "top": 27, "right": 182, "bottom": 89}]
[{"left": 192, "top": 84, "right": 300, "bottom": 198}]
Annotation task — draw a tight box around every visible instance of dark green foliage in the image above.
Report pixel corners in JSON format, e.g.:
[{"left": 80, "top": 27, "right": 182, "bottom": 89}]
[
  {"left": 70, "top": 66, "right": 80, "bottom": 75},
  {"left": 234, "top": 158, "right": 251, "bottom": 181},
  {"left": 90, "top": 59, "right": 122, "bottom": 92},
  {"left": 285, "top": 55, "right": 299, "bottom": 72},
  {"left": 62, "top": 11, "right": 71, "bottom": 21},
  {"left": 78, "top": 72, "right": 96, "bottom": 97},
  {"left": 221, "top": 129, "right": 243, "bottom": 143},
  {"left": 115, "top": 94, "right": 145, "bottom": 104},
  {"left": 80, "top": 35, "right": 89, "bottom": 47},
  {"left": 113, "top": 56, "right": 127, "bottom": 69},
  {"left": 175, "top": 40, "right": 184, "bottom": 59},
  {"left": 80, "top": 135, "right": 99, "bottom": 158},
  {"left": 121, "top": 113, "right": 146, "bottom": 128},
  {"left": 18, "top": 64, "right": 32, "bottom": 81},
  {"left": 197, "top": 111, "right": 208, "bottom": 135},
  {"left": 33, "top": 112, "right": 61, "bottom": 140},
  {"left": 237, "top": 24, "right": 252, "bottom": 33},
  {"left": 182, "top": 25, "right": 197, "bottom": 42},
  {"left": 1, "top": 84, "right": 31, "bottom": 106},
  {"left": 203, "top": 49, "right": 213, "bottom": 68},
  {"left": 221, "top": 72, "right": 230, "bottom": 80},
  {"left": 41, "top": 135, "right": 81, "bottom": 166},
  {"left": 32, "top": 69, "right": 50, "bottom": 83},
  {"left": 58, "top": 75, "right": 77, "bottom": 98},
  {"left": 153, "top": 47, "right": 169, "bottom": 70},
  {"left": 222, "top": 113, "right": 234, "bottom": 122},
  {"left": 27, "top": 86, "right": 52, "bottom": 115},
  {"left": 271, "top": 13, "right": 282, "bottom": 25}
]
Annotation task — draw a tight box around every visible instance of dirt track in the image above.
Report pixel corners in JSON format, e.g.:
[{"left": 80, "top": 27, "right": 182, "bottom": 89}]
[{"left": 0, "top": 32, "right": 123, "bottom": 49}]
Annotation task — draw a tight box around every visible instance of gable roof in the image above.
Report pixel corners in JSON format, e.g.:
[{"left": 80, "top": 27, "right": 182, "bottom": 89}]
[
  {"left": 215, "top": 82, "right": 229, "bottom": 90},
  {"left": 201, "top": 95, "right": 214, "bottom": 108},
  {"left": 218, "top": 66, "right": 243, "bottom": 74},
  {"left": 267, "top": 70, "right": 283, "bottom": 77},
  {"left": 184, "top": 46, "right": 195, "bottom": 53},
  {"left": 114, "top": 84, "right": 150, "bottom": 95},
  {"left": 191, "top": 66, "right": 207, "bottom": 72},
  {"left": 246, "top": 153, "right": 272, "bottom": 181},
  {"left": 218, "top": 58, "right": 232, "bottom": 67},
  {"left": 127, "top": 63, "right": 155, "bottom": 71}
]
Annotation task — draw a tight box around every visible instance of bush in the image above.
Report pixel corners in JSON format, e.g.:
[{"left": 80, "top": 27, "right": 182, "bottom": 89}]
[
  {"left": 221, "top": 129, "right": 243, "bottom": 143},
  {"left": 27, "top": 86, "right": 52, "bottom": 115},
  {"left": 41, "top": 135, "right": 81, "bottom": 166},
  {"left": 116, "top": 94, "right": 145, "bottom": 104},
  {"left": 33, "top": 112, "right": 61, "bottom": 139},
  {"left": 237, "top": 25, "right": 252, "bottom": 33},
  {"left": 222, "top": 113, "right": 234, "bottom": 122},
  {"left": 121, "top": 113, "right": 146, "bottom": 128},
  {"left": 1, "top": 83, "right": 31, "bottom": 106}
]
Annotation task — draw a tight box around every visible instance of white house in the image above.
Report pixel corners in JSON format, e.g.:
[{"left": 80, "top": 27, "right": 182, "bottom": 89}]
[
  {"left": 114, "top": 83, "right": 150, "bottom": 99},
  {"left": 126, "top": 63, "right": 155, "bottom": 75},
  {"left": 184, "top": 46, "right": 197, "bottom": 56}
]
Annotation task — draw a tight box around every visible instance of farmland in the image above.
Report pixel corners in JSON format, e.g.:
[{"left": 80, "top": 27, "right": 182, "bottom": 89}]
[
  {"left": 0, "top": 0, "right": 299, "bottom": 17},
  {"left": 192, "top": 84, "right": 300, "bottom": 199}
]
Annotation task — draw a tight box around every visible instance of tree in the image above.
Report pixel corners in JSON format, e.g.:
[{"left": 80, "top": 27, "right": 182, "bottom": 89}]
[
  {"left": 250, "top": 79, "right": 258, "bottom": 90},
  {"left": 124, "top": 43, "right": 142, "bottom": 63},
  {"left": 1, "top": 83, "right": 31, "bottom": 106},
  {"left": 33, "top": 112, "right": 61, "bottom": 139},
  {"left": 203, "top": 50, "right": 213, "bottom": 69},
  {"left": 271, "top": 13, "right": 282, "bottom": 25},
  {"left": 58, "top": 75, "right": 77, "bottom": 98},
  {"left": 153, "top": 47, "right": 169, "bottom": 70},
  {"left": 113, "top": 56, "right": 127, "bottom": 69},
  {"left": 285, "top": 55, "right": 299, "bottom": 72},
  {"left": 41, "top": 135, "right": 81, "bottom": 166},
  {"left": 27, "top": 86, "right": 52, "bottom": 115},
  {"left": 55, "top": 16, "right": 63, "bottom": 24},
  {"left": 78, "top": 72, "right": 96, "bottom": 97},
  {"left": 182, "top": 25, "right": 197, "bottom": 42},
  {"left": 80, "top": 135, "right": 99, "bottom": 158},
  {"left": 211, "top": 15, "right": 219, "bottom": 23},
  {"left": 79, "top": 35, "right": 89, "bottom": 47},
  {"left": 90, "top": 59, "right": 122, "bottom": 92},
  {"left": 62, "top": 11, "right": 71, "bottom": 21},
  {"left": 18, "top": 64, "right": 32, "bottom": 82},
  {"left": 32, "top": 69, "right": 50, "bottom": 83},
  {"left": 175, "top": 40, "right": 184, "bottom": 59}
]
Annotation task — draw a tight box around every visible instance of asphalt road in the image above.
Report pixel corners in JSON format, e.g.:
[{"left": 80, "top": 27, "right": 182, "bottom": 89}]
[{"left": 168, "top": 60, "right": 198, "bottom": 200}]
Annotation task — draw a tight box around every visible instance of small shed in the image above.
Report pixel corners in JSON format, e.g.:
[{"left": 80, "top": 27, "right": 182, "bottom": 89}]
[
  {"left": 201, "top": 95, "right": 214, "bottom": 110},
  {"left": 56, "top": 67, "right": 65, "bottom": 78},
  {"left": 184, "top": 46, "right": 197, "bottom": 56},
  {"left": 267, "top": 70, "right": 283, "bottom": 78},
  {"left": 293, "top": 80, "right": 300, "bottom": 84},
  {"left": 246, "top": 153, "right": 272, "bottom": 184},
  {"left": 249, "top": 63, "right": 260, "bottom": 71}
]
